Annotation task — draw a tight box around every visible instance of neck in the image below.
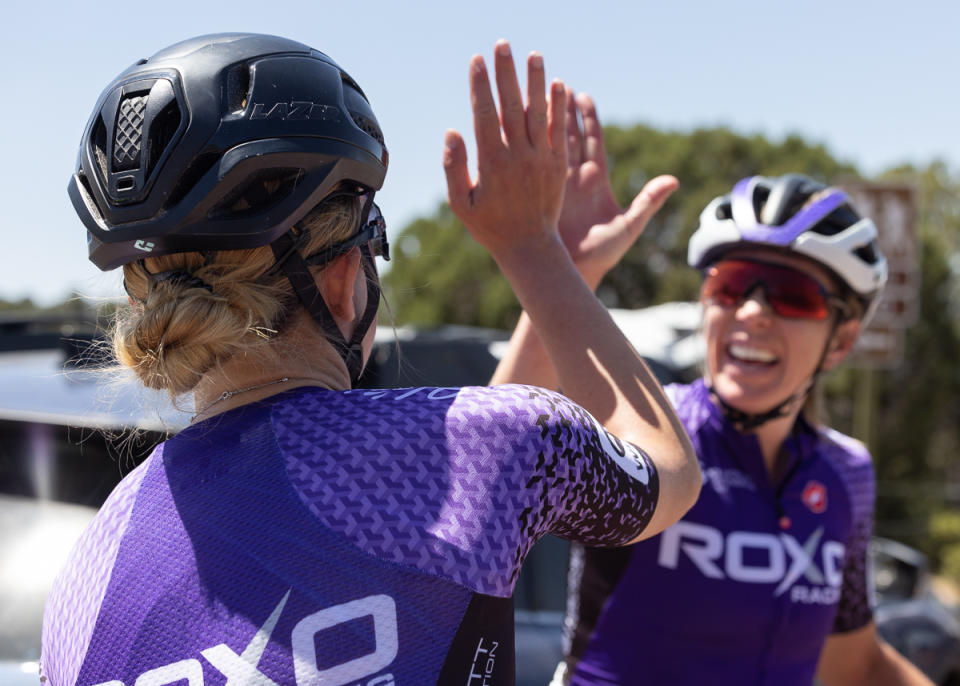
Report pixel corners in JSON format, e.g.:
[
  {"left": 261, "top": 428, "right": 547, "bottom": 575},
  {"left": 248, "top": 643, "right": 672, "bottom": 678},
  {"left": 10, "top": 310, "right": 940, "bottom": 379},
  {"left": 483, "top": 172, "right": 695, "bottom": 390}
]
[
  {"left": 706, "top": 380, "right": 806, "bottom": 475},
  {"left": 191, "top": 314, "right": 352, "bottom": 423},
  {"left": 750, "top": 412, "right": 802, "bottom": 475}
]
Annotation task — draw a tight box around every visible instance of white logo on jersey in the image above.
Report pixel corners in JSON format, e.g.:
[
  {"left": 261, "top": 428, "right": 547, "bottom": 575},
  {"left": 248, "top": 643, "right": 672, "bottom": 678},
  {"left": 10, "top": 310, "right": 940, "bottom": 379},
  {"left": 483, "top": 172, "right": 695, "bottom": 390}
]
[
  {"left": 658, "top": 521, "right": 845, "bottom": 599},
  {"left": 92, "top": 592, "right": 398, "bottom": 686},
  {"left": 587, "top": 414, "right": 651, "bottom": 485},
  {"left": 467, "top": 638, "right": 499, "bottom": 685}
]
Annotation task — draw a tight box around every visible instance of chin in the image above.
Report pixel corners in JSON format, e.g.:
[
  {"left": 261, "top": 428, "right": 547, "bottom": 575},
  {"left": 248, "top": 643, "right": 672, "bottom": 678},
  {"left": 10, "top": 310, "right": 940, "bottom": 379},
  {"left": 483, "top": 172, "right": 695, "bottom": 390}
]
[{"left": 711, "top": 376, "right": 780, "bottom": 416}]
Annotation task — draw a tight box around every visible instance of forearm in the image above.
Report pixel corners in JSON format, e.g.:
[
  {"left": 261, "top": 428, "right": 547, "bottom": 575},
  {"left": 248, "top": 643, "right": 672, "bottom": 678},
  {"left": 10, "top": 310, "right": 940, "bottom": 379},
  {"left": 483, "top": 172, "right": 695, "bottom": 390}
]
[
  {"left": 819, "top": 625, "right": 934, "bottom": 686},
  {"left": 494, "top": 236, "right": 699, "bottom": 535},
  {"left": 859, "top": 642, "right": 934, "bottom": 686},
  {"left": 491, "top": 262, "right": 602, "bottom": 389}
]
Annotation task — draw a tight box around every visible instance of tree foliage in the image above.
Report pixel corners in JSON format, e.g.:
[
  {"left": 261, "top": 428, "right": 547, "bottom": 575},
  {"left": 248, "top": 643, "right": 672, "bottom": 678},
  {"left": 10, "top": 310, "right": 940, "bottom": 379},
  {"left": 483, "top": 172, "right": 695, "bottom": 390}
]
[
  {"left": 383, "top": 126, "right": 857, "bottom": 326},
  {"left": 383, "top": 126, "right": 960, "bottom": 574}
]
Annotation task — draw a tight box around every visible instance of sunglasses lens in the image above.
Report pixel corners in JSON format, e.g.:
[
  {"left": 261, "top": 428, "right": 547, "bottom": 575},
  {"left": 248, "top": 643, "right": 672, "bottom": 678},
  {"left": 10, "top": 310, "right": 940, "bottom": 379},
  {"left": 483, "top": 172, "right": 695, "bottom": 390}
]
[
  {"left": 767, "top": 279, "right": 829, "bottom": 318},
  {"left": 702, "top": 265, "right": 749, "bottom": 306},
  {"left": 703, "top": 261, "right": 831, "bottom": 319}
]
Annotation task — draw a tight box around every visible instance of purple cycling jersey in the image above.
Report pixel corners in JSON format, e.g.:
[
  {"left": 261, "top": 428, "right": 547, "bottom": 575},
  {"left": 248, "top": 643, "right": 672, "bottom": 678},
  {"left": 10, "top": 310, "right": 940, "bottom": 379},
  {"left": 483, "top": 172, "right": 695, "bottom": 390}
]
[
  {"left": 42, "top": 384, "right": 659, "bottom": 686},
  {"left": 563, "top": 379, "right": 875, "bottom": 686}
]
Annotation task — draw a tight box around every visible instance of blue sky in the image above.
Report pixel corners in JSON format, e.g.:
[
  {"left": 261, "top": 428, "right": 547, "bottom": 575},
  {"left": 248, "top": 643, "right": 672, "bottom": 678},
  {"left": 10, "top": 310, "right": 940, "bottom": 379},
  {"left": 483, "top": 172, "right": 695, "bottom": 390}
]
[{"left": 1, "top": 0, "right": 956, "bottom": 305}]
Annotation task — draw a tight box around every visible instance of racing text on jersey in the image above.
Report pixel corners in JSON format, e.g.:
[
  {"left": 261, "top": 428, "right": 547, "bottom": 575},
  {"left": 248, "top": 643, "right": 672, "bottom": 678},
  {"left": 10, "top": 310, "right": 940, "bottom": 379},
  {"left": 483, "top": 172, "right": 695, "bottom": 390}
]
[
  {"left": 91, "top": 592, "right": 398, "bottom": 686},
  {"left": 658, "top": 521, "right": 846, "bottom": 603}
]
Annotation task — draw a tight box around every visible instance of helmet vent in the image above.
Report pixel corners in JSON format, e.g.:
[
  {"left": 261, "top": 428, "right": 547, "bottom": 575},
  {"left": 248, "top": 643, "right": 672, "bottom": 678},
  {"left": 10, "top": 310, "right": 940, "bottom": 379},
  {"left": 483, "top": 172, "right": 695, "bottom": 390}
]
[
  {"left": 76, "top": 171, "right": 104, "bottom": 223},
  {"left": 91, "top": 115, "right": 109, "bottom": 183},
  {"left": 225, "top": 63, "right": 251, "bottom": 113},
  {"left": 208, "top": 168, "right": 305, "bottom": 219},
  {"left": 166, "top": 151, "right": 220, "bottom": 208},
  {"left": 752, "top": 187, "right": 770, "bottom": 220},
  {"left": 349, "top": 111, "right": 384, "bottom": 147},
  {"left": 113, "top": 93, "right": 148, "bottom": 172},
  {"left": 854, "top": 243, "right": 879, "bottom": 265},
  {"left": 145, "top": 99, "right": 182, "bottom": 178}
]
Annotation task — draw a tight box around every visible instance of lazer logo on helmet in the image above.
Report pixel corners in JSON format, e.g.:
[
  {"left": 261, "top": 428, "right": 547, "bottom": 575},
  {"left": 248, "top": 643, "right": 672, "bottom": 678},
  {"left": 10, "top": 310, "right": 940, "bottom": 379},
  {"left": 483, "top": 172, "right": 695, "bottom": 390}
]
[
  {"left": 250, "top": 101, "right": 342, "bottom": 122},
  {"left": 658, "top": 521, "right": 845, "bottom": 603},
  {"left": 91, "top": 591, "right": 398, "bottom": 686}
]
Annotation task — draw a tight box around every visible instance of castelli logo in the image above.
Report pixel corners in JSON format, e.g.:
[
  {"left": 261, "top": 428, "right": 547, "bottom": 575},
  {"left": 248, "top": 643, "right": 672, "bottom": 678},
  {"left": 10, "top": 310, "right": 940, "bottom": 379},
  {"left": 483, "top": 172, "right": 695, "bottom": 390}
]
[{"left": 802, "top": 481, "right": 828, "bottom": 514}]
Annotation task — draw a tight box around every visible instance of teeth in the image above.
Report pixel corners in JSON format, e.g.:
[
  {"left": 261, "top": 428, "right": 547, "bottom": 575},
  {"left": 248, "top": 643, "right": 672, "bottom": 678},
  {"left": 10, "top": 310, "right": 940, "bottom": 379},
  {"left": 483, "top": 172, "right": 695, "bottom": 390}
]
[{"left": 729, "top": 344, "right": 777, "bottom": 363}]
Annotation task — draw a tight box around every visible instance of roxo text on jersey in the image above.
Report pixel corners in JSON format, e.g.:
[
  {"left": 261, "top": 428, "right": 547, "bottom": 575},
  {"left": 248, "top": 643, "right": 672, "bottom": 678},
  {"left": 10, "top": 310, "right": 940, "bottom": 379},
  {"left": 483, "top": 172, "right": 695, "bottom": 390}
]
[{"left": 658, "top": 521, "right": 845, "bottom": 601}]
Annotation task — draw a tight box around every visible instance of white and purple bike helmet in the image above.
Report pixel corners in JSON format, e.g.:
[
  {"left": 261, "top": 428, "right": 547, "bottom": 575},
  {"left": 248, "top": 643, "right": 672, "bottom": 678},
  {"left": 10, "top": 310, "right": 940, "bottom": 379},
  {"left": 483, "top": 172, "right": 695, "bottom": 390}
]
[{"left": 688, "top": 173, "right": 888, "bottom": 324}]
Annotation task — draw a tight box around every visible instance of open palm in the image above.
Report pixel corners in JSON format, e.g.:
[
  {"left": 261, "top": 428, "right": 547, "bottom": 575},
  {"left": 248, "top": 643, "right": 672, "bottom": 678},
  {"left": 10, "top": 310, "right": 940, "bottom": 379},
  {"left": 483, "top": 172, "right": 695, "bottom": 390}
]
[{"left": 559, "top": 90, "right": 677, "bottom": 289}]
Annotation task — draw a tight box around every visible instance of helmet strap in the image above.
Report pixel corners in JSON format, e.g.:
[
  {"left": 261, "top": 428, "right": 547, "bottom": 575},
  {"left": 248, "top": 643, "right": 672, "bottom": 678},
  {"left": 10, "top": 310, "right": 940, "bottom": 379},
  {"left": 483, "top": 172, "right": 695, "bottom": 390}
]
[{"left": 270, "top": 193, "right": 380, "bottom": 388}]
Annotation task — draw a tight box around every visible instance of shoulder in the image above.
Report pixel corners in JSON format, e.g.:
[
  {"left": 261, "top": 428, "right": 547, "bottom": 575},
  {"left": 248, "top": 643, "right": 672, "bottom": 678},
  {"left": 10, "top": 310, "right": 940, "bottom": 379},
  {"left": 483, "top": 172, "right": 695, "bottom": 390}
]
[
  {"left": 815, "top": 426, "right": 874, "bottom": 474},
  {"left": 343, "top": 384, "right": 590, "bottom": 430},
  {"left": 813, "top": 426, "right": 876, "bottom": 518}
]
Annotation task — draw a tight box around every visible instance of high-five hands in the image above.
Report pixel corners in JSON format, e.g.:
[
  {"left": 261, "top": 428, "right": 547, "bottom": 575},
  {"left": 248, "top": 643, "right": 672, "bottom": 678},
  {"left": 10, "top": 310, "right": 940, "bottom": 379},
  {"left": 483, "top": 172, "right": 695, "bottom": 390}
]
[
  {"left": 443, "top": 41, "right": 568, "bottom": 264},
  {"left": 559, "top": 90, "right": 678, "bottom": 289}
]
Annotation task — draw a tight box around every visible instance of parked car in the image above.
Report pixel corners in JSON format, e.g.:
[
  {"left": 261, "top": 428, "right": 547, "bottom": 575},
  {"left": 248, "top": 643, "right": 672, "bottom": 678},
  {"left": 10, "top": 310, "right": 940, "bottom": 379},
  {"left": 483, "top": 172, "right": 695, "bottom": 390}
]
[{"left": 873, "top": 538, "right": 960, "bottom": 685}]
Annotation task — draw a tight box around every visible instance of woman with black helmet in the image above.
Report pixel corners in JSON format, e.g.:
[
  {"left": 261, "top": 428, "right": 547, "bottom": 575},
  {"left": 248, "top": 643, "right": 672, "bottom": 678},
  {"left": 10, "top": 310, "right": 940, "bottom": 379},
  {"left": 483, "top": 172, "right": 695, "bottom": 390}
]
[
  {"left": 41, "top": 36, "right": 700, "bottom": 685},
  {"left": 494, "top": 94, "right": 933, "bottom": 685}
]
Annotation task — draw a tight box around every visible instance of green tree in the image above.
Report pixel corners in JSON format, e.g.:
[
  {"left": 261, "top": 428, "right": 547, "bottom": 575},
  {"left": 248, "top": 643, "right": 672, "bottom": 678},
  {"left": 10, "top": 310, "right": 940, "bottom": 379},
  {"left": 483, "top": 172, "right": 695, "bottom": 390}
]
[
  {"left": 871, "top": 162, "right": 960, "bottom": 568},
  {"left": 383, "top": 126, "right": 857, "bottom": 326}
]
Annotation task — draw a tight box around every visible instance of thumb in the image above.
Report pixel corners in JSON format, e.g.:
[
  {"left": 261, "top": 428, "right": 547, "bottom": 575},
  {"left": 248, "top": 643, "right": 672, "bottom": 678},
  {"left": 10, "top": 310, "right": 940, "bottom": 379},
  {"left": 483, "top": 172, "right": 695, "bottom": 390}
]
[{"left": 623, "top": 175, "right": 679, "bottom": 232}]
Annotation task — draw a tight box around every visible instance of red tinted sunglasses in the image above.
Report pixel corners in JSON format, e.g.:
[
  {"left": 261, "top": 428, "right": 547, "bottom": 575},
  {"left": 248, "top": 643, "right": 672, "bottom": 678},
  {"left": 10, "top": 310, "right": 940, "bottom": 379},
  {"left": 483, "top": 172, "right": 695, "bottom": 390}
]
[{"left": 702, "top": 259, "right": 847, "bottom": 320}]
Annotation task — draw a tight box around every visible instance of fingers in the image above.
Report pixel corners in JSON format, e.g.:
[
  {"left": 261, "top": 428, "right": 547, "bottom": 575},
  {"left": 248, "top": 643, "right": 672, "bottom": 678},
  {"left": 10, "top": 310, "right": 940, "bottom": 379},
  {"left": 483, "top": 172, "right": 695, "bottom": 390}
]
[
  {"left": 565, "top": 87, "right": 583, "bottom": 168},
  {"left": 548, "top": 80, "right": 567, "bottom": 170},
  {"left": 469, "top": 54, "right": 503, "bottom": 160},
  {"left": 577, "top": 93, "right": 608, "bottom": 169},
  {"left": 625, "top": 175, "right": 679, "bottom": 229},
  {"left": 493, "top": 40, "right": 526, "bottom": 145},
  {"left": 526, "top": 52, "right": 547, "bottom": 146},
  {"left": 443, "top": 129, "right": 474, "bottom": 214}
]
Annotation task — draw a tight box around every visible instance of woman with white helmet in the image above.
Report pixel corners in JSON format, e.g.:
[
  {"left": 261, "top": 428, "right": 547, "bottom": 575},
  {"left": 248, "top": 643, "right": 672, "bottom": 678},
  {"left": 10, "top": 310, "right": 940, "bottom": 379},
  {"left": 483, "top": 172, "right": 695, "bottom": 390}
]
[
  {"left": 41, "top": 36, "right": 700, "bottom": 686},
  {"left": 493, "top": 93, "right": 932, "bottom": 685}
]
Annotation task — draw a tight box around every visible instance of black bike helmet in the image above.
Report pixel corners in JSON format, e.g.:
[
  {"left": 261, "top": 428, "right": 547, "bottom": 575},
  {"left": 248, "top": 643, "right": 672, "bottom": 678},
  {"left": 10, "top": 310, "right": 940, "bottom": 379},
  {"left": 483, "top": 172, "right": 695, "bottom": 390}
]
[
  {"left": 71, "top": 33, "right": 390, "bottom": 387},
  {"left": 70, "top": 33, "right": 388, "bottom": 270}
]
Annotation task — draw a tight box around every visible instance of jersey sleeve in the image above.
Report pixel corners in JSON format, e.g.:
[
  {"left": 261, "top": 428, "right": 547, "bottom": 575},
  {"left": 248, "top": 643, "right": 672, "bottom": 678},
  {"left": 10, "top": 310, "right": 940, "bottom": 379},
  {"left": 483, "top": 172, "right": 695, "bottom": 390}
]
[
  {"left": 512, "top": 385, "right": 660, "bottom": 548},
  {"left": 275, "top": 384, "right": 659, "bottom": 599},
  {"left": 824, "top": 429, "right": 877, "bottom": 633},
  {"left": 831, "top": 510, "right": 874, "bottom": 632}
]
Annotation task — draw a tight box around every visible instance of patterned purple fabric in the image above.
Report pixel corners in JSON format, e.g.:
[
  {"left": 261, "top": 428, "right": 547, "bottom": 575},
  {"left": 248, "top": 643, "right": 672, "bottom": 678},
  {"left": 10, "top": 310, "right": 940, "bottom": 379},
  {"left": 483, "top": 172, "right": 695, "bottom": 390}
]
[
  {"left": 818, "top": 427, "right": 876, "bottom": 632},
  {"left": 40, "top": 457, "right": 152, "bottom": 686},
  {"left": 275, "top": 384, "right": 660, "bottom": 597},
  {"left": 41, "top": 383, "right": 659, "bottom": 685}
]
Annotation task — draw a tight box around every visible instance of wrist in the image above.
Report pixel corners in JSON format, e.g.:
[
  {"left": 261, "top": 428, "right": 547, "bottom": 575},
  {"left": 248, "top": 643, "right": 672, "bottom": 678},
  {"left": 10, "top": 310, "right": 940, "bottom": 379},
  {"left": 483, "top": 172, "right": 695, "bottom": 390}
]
[
  {"left": 572, "top": 258, "right": 607, "bottom": 291},
  {"left": 490, "top": 231, "right": 568, "bottom": 275}
]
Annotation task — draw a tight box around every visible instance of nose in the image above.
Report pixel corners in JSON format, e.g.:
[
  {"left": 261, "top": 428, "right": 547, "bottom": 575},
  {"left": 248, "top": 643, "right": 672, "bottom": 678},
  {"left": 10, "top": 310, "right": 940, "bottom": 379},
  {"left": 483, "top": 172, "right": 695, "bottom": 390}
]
[{"left": 734, "top": 286, "right": 774, "bottom": 320}]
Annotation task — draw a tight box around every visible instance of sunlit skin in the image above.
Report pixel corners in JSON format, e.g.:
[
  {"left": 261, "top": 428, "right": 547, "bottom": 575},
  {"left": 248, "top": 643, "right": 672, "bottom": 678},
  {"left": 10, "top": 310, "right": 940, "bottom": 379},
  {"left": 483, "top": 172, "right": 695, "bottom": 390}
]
[{"left": 702, "top": 247, "right": 859, "bottom": 421}]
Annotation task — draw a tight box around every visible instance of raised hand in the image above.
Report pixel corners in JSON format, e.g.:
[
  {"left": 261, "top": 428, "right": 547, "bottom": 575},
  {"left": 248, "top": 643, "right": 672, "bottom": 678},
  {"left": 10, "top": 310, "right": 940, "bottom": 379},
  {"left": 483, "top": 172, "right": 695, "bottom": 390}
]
[
  {"left": 559, "top": 90, "right": 678, "bottom": 289},
  {"left": 443, "top": 41, "right": 567, "bottom": 263}
]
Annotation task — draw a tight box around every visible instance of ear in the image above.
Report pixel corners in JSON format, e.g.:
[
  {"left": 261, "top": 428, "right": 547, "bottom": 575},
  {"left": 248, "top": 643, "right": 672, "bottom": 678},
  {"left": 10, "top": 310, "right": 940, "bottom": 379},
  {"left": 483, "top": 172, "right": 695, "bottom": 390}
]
[
  {"left": 821, "top": 318, "right": 861, "bottom": 371},
  {"left": 315, "top": 248, "right": 362, "bottom": 324}
]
